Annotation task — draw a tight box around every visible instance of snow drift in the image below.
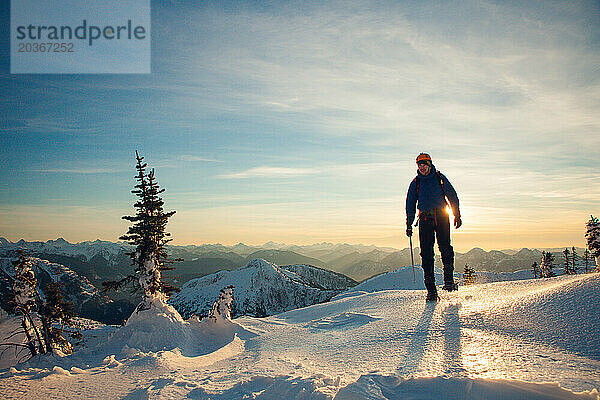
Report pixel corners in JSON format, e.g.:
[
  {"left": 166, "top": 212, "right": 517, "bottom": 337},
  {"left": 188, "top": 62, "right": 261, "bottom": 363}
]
[{"left": 108, "top": 296, "right": 240, "bottom": 357}]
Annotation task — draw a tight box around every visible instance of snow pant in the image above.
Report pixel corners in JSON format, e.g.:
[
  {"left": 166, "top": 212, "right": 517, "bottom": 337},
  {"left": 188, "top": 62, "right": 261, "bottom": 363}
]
[{"left": 418, "top": 208, "right": 454, "bottom": 293}]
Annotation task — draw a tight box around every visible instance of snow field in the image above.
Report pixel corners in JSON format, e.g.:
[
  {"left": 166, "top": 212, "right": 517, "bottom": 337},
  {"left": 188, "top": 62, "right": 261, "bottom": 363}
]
[{"left": 1, "top": 273, "right": 599, "bottom": 399}]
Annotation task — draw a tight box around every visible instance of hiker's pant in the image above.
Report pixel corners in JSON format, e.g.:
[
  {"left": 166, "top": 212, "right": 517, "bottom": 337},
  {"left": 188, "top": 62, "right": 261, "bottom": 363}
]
[{"left": 418, "top": 208, "right": 454, "bottom": 292}]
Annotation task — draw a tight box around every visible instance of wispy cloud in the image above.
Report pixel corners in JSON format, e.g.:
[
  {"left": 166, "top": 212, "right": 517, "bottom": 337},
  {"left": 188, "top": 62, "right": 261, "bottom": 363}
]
[
  {"left": 31, "top": 168, "right": 119, "bottom": 174},
  {"left": 220, "top": 166, "right": 318, "bottom": 179},
  {"left": 218, "top": 161, "right": 405, "bottom": 180},
  {"left": 161, "top": 0, "right": 599, "bottom": 164},
  {"left": 178, "top": 155, "right": 219, "bottom": 162}
]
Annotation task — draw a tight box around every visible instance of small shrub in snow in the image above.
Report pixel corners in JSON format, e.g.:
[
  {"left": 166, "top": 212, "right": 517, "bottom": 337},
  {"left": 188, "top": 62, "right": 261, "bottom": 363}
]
[{"left": 462, "top": 264, "right": 477, "bottom": 285}]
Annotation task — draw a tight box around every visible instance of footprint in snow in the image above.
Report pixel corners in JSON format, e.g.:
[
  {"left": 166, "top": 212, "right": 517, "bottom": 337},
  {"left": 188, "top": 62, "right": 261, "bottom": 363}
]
[{"left": 307, "top": 312, "right": 381, "bottom": 330}]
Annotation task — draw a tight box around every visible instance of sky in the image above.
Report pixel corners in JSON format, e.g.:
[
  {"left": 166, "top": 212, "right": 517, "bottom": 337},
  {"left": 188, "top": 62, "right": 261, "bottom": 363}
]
[{"left": 0, "top": 0, "right": 599, "bottom": 252}]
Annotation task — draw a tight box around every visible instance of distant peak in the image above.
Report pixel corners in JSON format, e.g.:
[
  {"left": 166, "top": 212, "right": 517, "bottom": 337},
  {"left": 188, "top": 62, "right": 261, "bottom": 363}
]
[
  {"left": 246, "top": 258, "right": 276, "bottom": 269},
  {"left": 467, "top": 247, "right": 486, "bottom": 253},
  {"left": 48, "top": 237, "right": 68, "bottom": 244}
]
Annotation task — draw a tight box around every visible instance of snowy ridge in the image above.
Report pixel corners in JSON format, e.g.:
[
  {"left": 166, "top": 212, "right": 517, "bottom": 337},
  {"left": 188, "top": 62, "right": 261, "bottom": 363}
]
[
  {"left": 347, "top": 266, "right": 444, "bottom": 293},
  {"left": 282, "top": 263, "right": 356, "bottom": 290},
  {"left": 347, "top": 265, "right": 590, "bottom": 294},
  {"left": 169, "top": 258, "right": 354, "bottom": 318}
]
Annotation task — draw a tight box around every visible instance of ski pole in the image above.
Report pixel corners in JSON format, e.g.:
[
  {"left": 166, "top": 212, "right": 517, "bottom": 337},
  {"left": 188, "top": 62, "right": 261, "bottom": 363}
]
[{"left": 410, "top": 235, "right": 415, "bottom": 283}]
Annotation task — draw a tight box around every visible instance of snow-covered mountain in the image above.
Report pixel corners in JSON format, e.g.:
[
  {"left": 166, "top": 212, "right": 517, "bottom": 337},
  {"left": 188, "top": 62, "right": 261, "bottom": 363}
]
[{"left": 170, "top": 258, "right": 357, "bottom": 318}]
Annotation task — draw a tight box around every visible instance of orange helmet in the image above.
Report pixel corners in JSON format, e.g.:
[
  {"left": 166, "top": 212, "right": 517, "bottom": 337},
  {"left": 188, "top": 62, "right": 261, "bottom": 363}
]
[{"left": 416, "top": 153, "right": 432, "bottom": 165}]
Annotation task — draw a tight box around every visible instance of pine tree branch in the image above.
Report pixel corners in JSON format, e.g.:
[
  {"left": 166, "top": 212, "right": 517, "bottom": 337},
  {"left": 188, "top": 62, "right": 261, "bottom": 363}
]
[{"left": 101, "top": 275, "right": 136, "bottom": 293}]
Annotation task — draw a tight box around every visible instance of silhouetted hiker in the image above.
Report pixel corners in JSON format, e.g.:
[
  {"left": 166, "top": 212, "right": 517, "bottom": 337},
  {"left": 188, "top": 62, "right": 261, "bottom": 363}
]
[{"left": 406, "top": 153, "right": 462, "bottom": 301}]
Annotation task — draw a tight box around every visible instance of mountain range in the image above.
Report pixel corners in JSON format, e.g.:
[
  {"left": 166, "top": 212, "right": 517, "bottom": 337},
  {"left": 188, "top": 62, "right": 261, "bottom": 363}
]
[
  {"left": 0, "top": 238, "right": 593, "bottom": 284},
  {"left": 0, "top": 237, "right": 595, "bottom": 326}
]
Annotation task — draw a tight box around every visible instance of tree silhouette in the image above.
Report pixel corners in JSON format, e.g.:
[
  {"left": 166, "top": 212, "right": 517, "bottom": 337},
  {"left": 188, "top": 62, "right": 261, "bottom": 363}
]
[
  {"left": 563, "top": 248, "right": 571, "bottom": 275},
  {"left": 571, "top": 246, "right": 578, "bottom": 274},
  {"left": 585, "top": 215, "right": 600, "bottom": 272},
  {"left": 531, "top": 262, "right": 539, "bottom": 279},
  {"left": 584, "top": 249, "right": 591, "bottom": 273}
]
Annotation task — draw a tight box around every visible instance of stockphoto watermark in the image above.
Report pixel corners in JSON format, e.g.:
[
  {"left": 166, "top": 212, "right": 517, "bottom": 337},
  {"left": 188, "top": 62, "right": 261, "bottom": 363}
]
[{"left": 11, "top": 0, "right": 151, "bottom": 73}]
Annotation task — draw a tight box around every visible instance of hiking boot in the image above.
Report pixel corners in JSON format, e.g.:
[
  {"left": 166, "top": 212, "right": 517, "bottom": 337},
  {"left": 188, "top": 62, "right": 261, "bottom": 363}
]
[
  {"left": 426, "top": 291, "right": 440, "bottom": 302},
  {"left": 442, "top": 282, "right": 458, "bottom": 292}
]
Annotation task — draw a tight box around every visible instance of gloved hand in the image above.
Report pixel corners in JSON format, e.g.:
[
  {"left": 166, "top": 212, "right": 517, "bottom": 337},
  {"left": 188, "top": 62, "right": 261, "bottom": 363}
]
[
  {"left": 406, "top": 226, "right": 413, "bottom": 237},
  {"left": 454, "top": 216, "right": 462, "bottom": 229}
]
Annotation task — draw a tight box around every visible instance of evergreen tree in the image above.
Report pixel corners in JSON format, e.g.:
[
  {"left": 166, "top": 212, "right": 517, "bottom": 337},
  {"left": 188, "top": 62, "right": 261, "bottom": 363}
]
[
  {"left": 39, "top": 273, "right": 82, "bottom": 354},
  {"left": 585, "top": 215, "right": 600, "bottom": 272},
  {"left": 531, "top": 262, "right": 539, "bottom": 279},
  {"left": 103, "top": 151, "right": 179, "bottom": 302},
  {"left": 11, "top": 252, "right": 44, "bottom": 357},
  {"left": 462, "top": 264, "right": 477, "bottom": 285},
  {"left": 3, "top": 252, "right": 81, "bottom": 360},
  {"left": 584, "top": 249, "right": 591, "bottom": 273},
  {"left": 563, "top": 248, "right": 571, "bottom": 275},
  {"left": 540, "top": 251, "right": 555, "bottom": 278},
  {"left": 571, "top": 246, "right": 579, "bottom": 274}
]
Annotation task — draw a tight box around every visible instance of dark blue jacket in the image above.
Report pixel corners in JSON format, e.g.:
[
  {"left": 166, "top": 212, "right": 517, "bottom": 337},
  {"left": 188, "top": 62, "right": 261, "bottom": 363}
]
[{"left": 405, "top": 165, "right": 460, "bottom": 227}]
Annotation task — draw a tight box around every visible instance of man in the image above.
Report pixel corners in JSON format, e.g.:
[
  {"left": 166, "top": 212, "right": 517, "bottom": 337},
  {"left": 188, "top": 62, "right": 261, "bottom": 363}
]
[{"left": 406, "top": 153, "right": 461, "bottom": 302}]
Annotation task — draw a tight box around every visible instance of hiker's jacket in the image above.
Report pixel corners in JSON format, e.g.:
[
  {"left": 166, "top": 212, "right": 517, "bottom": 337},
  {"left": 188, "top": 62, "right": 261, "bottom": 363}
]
[{"left": 405, "top": 165, "right": 460, "bottom": 227}]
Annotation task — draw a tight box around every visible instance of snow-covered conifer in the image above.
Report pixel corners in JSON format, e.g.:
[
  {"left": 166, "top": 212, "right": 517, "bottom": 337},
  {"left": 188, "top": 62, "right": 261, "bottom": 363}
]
[
  {"left": 103, "top": 151, "right": 179, "bottom": 302},
  {"left": 208, "top": 286, "right": 235, "bottom": 323},
  {"left": 6, "top": 254, "right": 82, "bottom": 358},
  {"left": 13, "top": 253, "right": 37, "bottom": 313},
  {"left": 11, "top": 252, "right": 44, "bottom": 356},
  {"left": 39, "top": 273, "right": 82, "bottom": 354},
  {"left": 585, "top": 215, "right": 600, "bottom": 272}
]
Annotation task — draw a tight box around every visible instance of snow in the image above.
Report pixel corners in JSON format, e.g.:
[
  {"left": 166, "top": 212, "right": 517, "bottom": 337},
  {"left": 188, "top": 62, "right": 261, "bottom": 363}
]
[
  {"left": 346, "top": 266, "right": 439, "bottom": 292},
  {"left": 1, "top": 273, "right": 599, "bottom": 399},
  {"left": 336, "top": 376, "right": 599, "bottom": 400}
]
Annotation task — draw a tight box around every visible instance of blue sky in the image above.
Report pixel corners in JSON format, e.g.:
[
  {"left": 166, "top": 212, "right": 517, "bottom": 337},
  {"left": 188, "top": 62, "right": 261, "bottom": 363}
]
[{"left": 1, "top": 0, "right": 599, "bottom": 251}]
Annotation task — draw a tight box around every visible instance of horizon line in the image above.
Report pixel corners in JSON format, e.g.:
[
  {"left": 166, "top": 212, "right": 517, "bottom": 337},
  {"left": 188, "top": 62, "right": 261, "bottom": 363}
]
[{"left": 0, "top": 236, "right": 591, "bottom": 254}]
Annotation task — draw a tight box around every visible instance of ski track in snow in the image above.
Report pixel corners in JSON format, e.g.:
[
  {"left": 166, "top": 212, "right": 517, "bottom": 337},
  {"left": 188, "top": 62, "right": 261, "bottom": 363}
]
[{"left": 1, "top": 274, "right": 599, "bottom": 399}]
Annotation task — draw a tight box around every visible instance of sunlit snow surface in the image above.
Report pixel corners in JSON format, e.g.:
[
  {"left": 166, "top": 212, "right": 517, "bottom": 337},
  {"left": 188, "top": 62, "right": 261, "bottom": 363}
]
[{"left": 1, "top": 274, "right": 599, "bottom": 399}]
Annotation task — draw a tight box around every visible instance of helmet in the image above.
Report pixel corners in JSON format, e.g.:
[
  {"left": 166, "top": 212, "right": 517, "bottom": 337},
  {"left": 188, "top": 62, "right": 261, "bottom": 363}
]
[{"left": 416, "top": 153, "right": 432, "bottom": 165}]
